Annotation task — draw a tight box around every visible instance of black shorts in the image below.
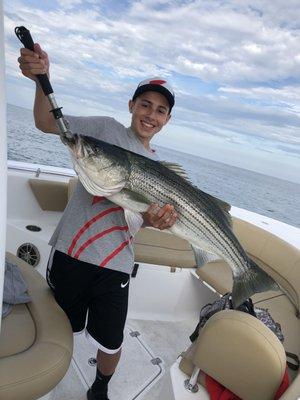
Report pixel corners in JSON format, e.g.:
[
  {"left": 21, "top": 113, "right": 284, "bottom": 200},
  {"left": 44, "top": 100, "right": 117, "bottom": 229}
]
[{"left": 47, "top": 250, "right": 130, "bottom": 353}]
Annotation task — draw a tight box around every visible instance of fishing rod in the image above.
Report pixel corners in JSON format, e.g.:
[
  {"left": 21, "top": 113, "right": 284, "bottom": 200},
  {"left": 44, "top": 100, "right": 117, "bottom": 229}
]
[{"left": 14, "top": 26, "right": 73, "bottom": 142}]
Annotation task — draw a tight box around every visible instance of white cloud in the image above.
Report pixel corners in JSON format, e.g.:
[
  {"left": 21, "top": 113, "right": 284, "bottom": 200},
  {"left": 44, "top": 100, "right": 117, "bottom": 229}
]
[
  {"left": 58, "top": 0, "right": 83, "bottom": 10},
  {"left": 6, "top": 0, "right": 300, "bottom": 85},
  {"left": 4, "top": 0, "right": 300, "bottom": 182}
]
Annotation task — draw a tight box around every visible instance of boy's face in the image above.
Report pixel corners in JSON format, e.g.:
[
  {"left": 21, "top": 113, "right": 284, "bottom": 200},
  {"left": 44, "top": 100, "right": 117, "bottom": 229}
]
[{"left": 129, "top": 91, "right": 171, "bottom": 148}]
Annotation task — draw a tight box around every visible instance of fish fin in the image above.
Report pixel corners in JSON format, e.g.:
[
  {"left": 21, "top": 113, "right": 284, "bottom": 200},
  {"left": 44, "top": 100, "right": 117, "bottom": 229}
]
[
  {"left": 160, "top": 161, "right": 231, "bottom": 207},
  {"left": 160, "top": 161, "right": 232, "bottom": 226},
  {"left": 193, "top": 189, "right": 232, "bottom": 228},
  {"left": 232, "top": 258, "right": 280, "bottom": 308},
  {"left": 159, "top": 161, "right": 192, "bottom": 182},
  {"left": 124, "top": 209, "right": 144, "bottom": 236},
  {"left": 205, "top": 193, "right": 231, "bottom": 214},
  {"left": 191, "top": 245, "right": 221, "bottom": 267}
]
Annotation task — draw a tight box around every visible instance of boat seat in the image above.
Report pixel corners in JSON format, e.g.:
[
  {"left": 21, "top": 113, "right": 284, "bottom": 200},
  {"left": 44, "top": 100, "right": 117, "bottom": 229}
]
[
  {"left": 249, "top": 292, "right": 300, "bottom": 398},
  {"left": 133, "top": 227, "right": 195, "bottom": 268},
  {"left": 29, "top": 178, "right": 69, "bottom": 211},
  {"left": 195, "top": 218, "right": 300, "bottom": 310},
  {"left": 194, "top": 255, "right": 283, "bottom": 302},
  {"left": 0, "top": 252, "right": 73, "bottom": 400},
  {"left": 254, "top": 293, "right": 300, "bottom": 381},
  {"left": 180, "top": 310, "right": 287, "bottom": 400},
  {"left": 181, "top": 229, "right": 300, "bottom": 398}
]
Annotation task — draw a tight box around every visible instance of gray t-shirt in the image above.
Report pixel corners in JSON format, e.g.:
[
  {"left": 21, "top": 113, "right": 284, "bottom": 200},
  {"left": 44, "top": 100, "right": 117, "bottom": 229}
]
[{"left": 49, "top": 116, "right": 158, "bottom": 274}]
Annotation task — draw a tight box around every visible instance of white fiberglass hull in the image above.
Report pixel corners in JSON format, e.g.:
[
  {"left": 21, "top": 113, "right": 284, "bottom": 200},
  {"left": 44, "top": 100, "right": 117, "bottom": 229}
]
[{"left": 3, "top": 162, "right": 300, "bottom": 400}]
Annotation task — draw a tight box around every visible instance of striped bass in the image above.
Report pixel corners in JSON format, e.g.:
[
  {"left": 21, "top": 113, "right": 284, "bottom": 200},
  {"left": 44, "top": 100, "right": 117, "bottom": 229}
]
[{"left": 65, "top": 133, "right": 279, "bottom": 307}]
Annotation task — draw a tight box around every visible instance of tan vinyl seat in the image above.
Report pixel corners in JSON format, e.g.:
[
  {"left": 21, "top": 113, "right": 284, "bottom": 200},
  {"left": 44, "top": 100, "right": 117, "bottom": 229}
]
[
  {"left": 254, "top": 294, "right": 300, "bottom": 382},
  {"left": 180, "top": 220, "right": 300, "bottom": 398},
  {"left": 133, "top": 227, "right": 195, "bottom": 268},
  {"left": 0, "top": 252, "right": 73, "bottom": 400},
  {"left": 196, "top": 218, "right": 300, "bottom": 309},
  {"left": 180, "top": 310, "right": 287, "bottom": 400},
  {"left": 29, "top": 178, "right": 69, "bottom": 211}
]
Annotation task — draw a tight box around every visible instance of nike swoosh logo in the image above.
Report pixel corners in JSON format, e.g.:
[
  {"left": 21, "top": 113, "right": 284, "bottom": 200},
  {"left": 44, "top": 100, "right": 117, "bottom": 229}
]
[{"left": 121, "top": 279, "right": 130, "bottom": 288}]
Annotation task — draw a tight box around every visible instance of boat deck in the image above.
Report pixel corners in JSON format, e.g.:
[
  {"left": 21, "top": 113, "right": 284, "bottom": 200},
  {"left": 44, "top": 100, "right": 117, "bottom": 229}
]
[{"left": 51, "top": 318, "right": 196, "bottom": 400}]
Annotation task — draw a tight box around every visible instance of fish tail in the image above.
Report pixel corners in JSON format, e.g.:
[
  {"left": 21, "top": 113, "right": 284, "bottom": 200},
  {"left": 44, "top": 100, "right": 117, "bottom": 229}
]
[{"left": 232, "top": 258, "right": 279, "bottom": 308}]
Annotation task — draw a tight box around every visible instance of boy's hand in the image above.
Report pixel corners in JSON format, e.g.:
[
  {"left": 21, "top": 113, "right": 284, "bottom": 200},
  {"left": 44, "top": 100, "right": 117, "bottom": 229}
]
[
  {"left": 142, "top": 203, "right": 178, "bottom": 230},
  {"left": 18, "top": 43, "right": 50, "bottom": 82}
]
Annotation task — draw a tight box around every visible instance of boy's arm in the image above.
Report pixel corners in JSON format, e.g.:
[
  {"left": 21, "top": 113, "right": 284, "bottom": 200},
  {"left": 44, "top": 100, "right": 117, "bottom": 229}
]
[
  {"left": 33, "top": 83, "right": 59, "bottom": 134},
  {"left": 18, "top": 43, "right": 59, "bottom": 134}
]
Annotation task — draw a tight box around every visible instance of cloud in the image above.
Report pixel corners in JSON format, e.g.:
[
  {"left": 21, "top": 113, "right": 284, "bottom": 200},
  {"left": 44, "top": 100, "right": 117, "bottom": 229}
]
[
  {"left": 59, "top": 0, "right": 84, "bottom": 10},
  {"left": 4, "top": 0, "right": 300, "bottom": 173},
  {"left": 276, "top": 144, "right": 300, "bottom": 155},
  {"left": 6, "top": 0, "right": 300, "bottom": 84}
]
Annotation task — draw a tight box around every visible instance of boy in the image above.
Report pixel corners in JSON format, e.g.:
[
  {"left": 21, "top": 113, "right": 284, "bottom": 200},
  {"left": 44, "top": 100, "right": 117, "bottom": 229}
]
[{"left": 18, "top": 43, "right": 177, "bottom": 400}]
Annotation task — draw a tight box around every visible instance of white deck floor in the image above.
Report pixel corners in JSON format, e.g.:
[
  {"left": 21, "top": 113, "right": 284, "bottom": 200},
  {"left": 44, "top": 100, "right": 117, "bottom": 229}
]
[{"left": 52, "top": 318, "right": 196, "bottom": 400}]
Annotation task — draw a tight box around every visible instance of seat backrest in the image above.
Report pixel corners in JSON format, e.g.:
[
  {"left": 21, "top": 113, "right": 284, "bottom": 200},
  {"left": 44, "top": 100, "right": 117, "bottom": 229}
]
[
  {"left": 180, "top": 310, "right": 286, "bottom": 400},
  {"left": 0, "top": 253, "right": 73, "bottom": 400},
  {"left": 133, "top": 227, "right": 195, "bottom": 268},
  {"left": 233, "top": 218, "right": 300, "bottom": 312},
  {"left": 29, "top": 178, "right": 68, "bottom": 211}
]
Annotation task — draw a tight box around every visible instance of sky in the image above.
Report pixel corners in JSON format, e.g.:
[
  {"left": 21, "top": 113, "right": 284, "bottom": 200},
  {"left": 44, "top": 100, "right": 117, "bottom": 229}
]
[{"left": 3, "top": 0, "right": 300, "bottom": 184}]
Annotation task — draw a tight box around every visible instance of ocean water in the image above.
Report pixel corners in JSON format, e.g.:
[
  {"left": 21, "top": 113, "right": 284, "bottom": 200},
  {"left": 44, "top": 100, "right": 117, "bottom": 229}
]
[{"left": 7, "top": 103, "right": 300, "bottom": 229}]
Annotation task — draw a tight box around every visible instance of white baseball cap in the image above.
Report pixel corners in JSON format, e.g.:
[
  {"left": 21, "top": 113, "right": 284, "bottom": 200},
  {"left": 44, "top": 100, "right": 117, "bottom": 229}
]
[{"left": 132, "top": 77, "right": 175, "bottom": 110}]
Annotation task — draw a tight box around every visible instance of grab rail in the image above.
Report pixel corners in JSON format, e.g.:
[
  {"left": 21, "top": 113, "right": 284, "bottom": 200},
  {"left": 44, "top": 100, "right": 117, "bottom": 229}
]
[{"left": 7, "top": 160, "right": 76, "bottom": 178}]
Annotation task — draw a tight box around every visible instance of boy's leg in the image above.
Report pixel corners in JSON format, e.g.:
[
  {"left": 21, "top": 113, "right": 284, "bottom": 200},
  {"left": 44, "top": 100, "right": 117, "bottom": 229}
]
[
  {"left": 87, "top": 349, "right": 121, "bottom": 400},
  {"left": 46, "top": 249, "right": 94, "bottom": 332},
  {"left": 97, "top": 349, "right": 121, "bottom": 375},
  {"left": 47, "top": 251, "right": 129, "bottom": 400},
  {"left": 86, "top": 269, "right": 130, "bottom": 400}
]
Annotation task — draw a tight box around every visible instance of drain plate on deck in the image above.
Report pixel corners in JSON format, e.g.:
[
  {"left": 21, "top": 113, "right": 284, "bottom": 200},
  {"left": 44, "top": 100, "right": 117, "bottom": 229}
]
[
  {"left": 88, "top": 357, "right": 97, "bottom": 366},
  {"left": 26, "top": 225, "right": 41, "bottom": 232}
]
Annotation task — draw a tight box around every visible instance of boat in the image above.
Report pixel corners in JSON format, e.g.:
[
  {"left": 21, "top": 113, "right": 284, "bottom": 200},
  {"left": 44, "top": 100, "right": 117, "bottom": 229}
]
[{"left": 1, "top": 4, "right": 300, "bottom": 400}]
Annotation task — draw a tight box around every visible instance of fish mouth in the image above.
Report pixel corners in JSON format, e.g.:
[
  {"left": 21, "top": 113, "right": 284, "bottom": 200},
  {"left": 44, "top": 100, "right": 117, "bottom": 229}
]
[
  {"left": 74, "top": 136, "right": 87, "bottom": 159},
  {"left": 60, "top": 131, "right": 78, "bottom": 147},
  {"left": 61, "top": 133, "right": 85, "bottom": 159}
]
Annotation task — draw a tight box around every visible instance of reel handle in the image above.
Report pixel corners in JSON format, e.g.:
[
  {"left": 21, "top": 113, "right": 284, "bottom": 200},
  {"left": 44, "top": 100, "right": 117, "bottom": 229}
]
[{"left": 15, "top": 26, "right": 53, "bottom": 96}]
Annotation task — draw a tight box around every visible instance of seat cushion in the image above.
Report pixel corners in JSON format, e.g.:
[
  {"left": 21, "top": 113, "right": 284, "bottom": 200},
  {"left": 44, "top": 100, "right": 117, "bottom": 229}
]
[
  {"left": 254, "top": 293, "right": 300, "bottom": 385},
  {"left": 134, "top": 228, "right": 195, "bottom": 268},
  {"left": 29, "top": 179, "right": 68, "bottom": 211},
  {"left": 0, "top": 304, "right": 35, "bottom": 358},
  {"left": 254, "top": 294, "right": 300, "bottom": 360},
  {"left": 181, "top": 310, "right": 286, "bottom": 400},
  {"left": 195, "top": 259, "right": 232, "bottom": 295},
  {"left": 195, "top": 254, "right": 285, "bottom": 302},
  {"left": 0, "top": 253, "right": 73, "bottom": 400},
  {"left": 197, "top": 311, "right": 286, "bottom": 400}
]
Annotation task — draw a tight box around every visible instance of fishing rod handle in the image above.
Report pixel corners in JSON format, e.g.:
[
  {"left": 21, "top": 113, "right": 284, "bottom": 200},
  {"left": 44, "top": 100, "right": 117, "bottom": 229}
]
[{"left": 15, "top": 26, "right": 53, "bottom": 96}]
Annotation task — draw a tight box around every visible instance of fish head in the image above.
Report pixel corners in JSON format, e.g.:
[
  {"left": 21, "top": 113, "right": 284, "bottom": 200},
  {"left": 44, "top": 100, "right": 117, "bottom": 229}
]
[{"left": 67, "top": 133, "right": 131, "bottom": 196}]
